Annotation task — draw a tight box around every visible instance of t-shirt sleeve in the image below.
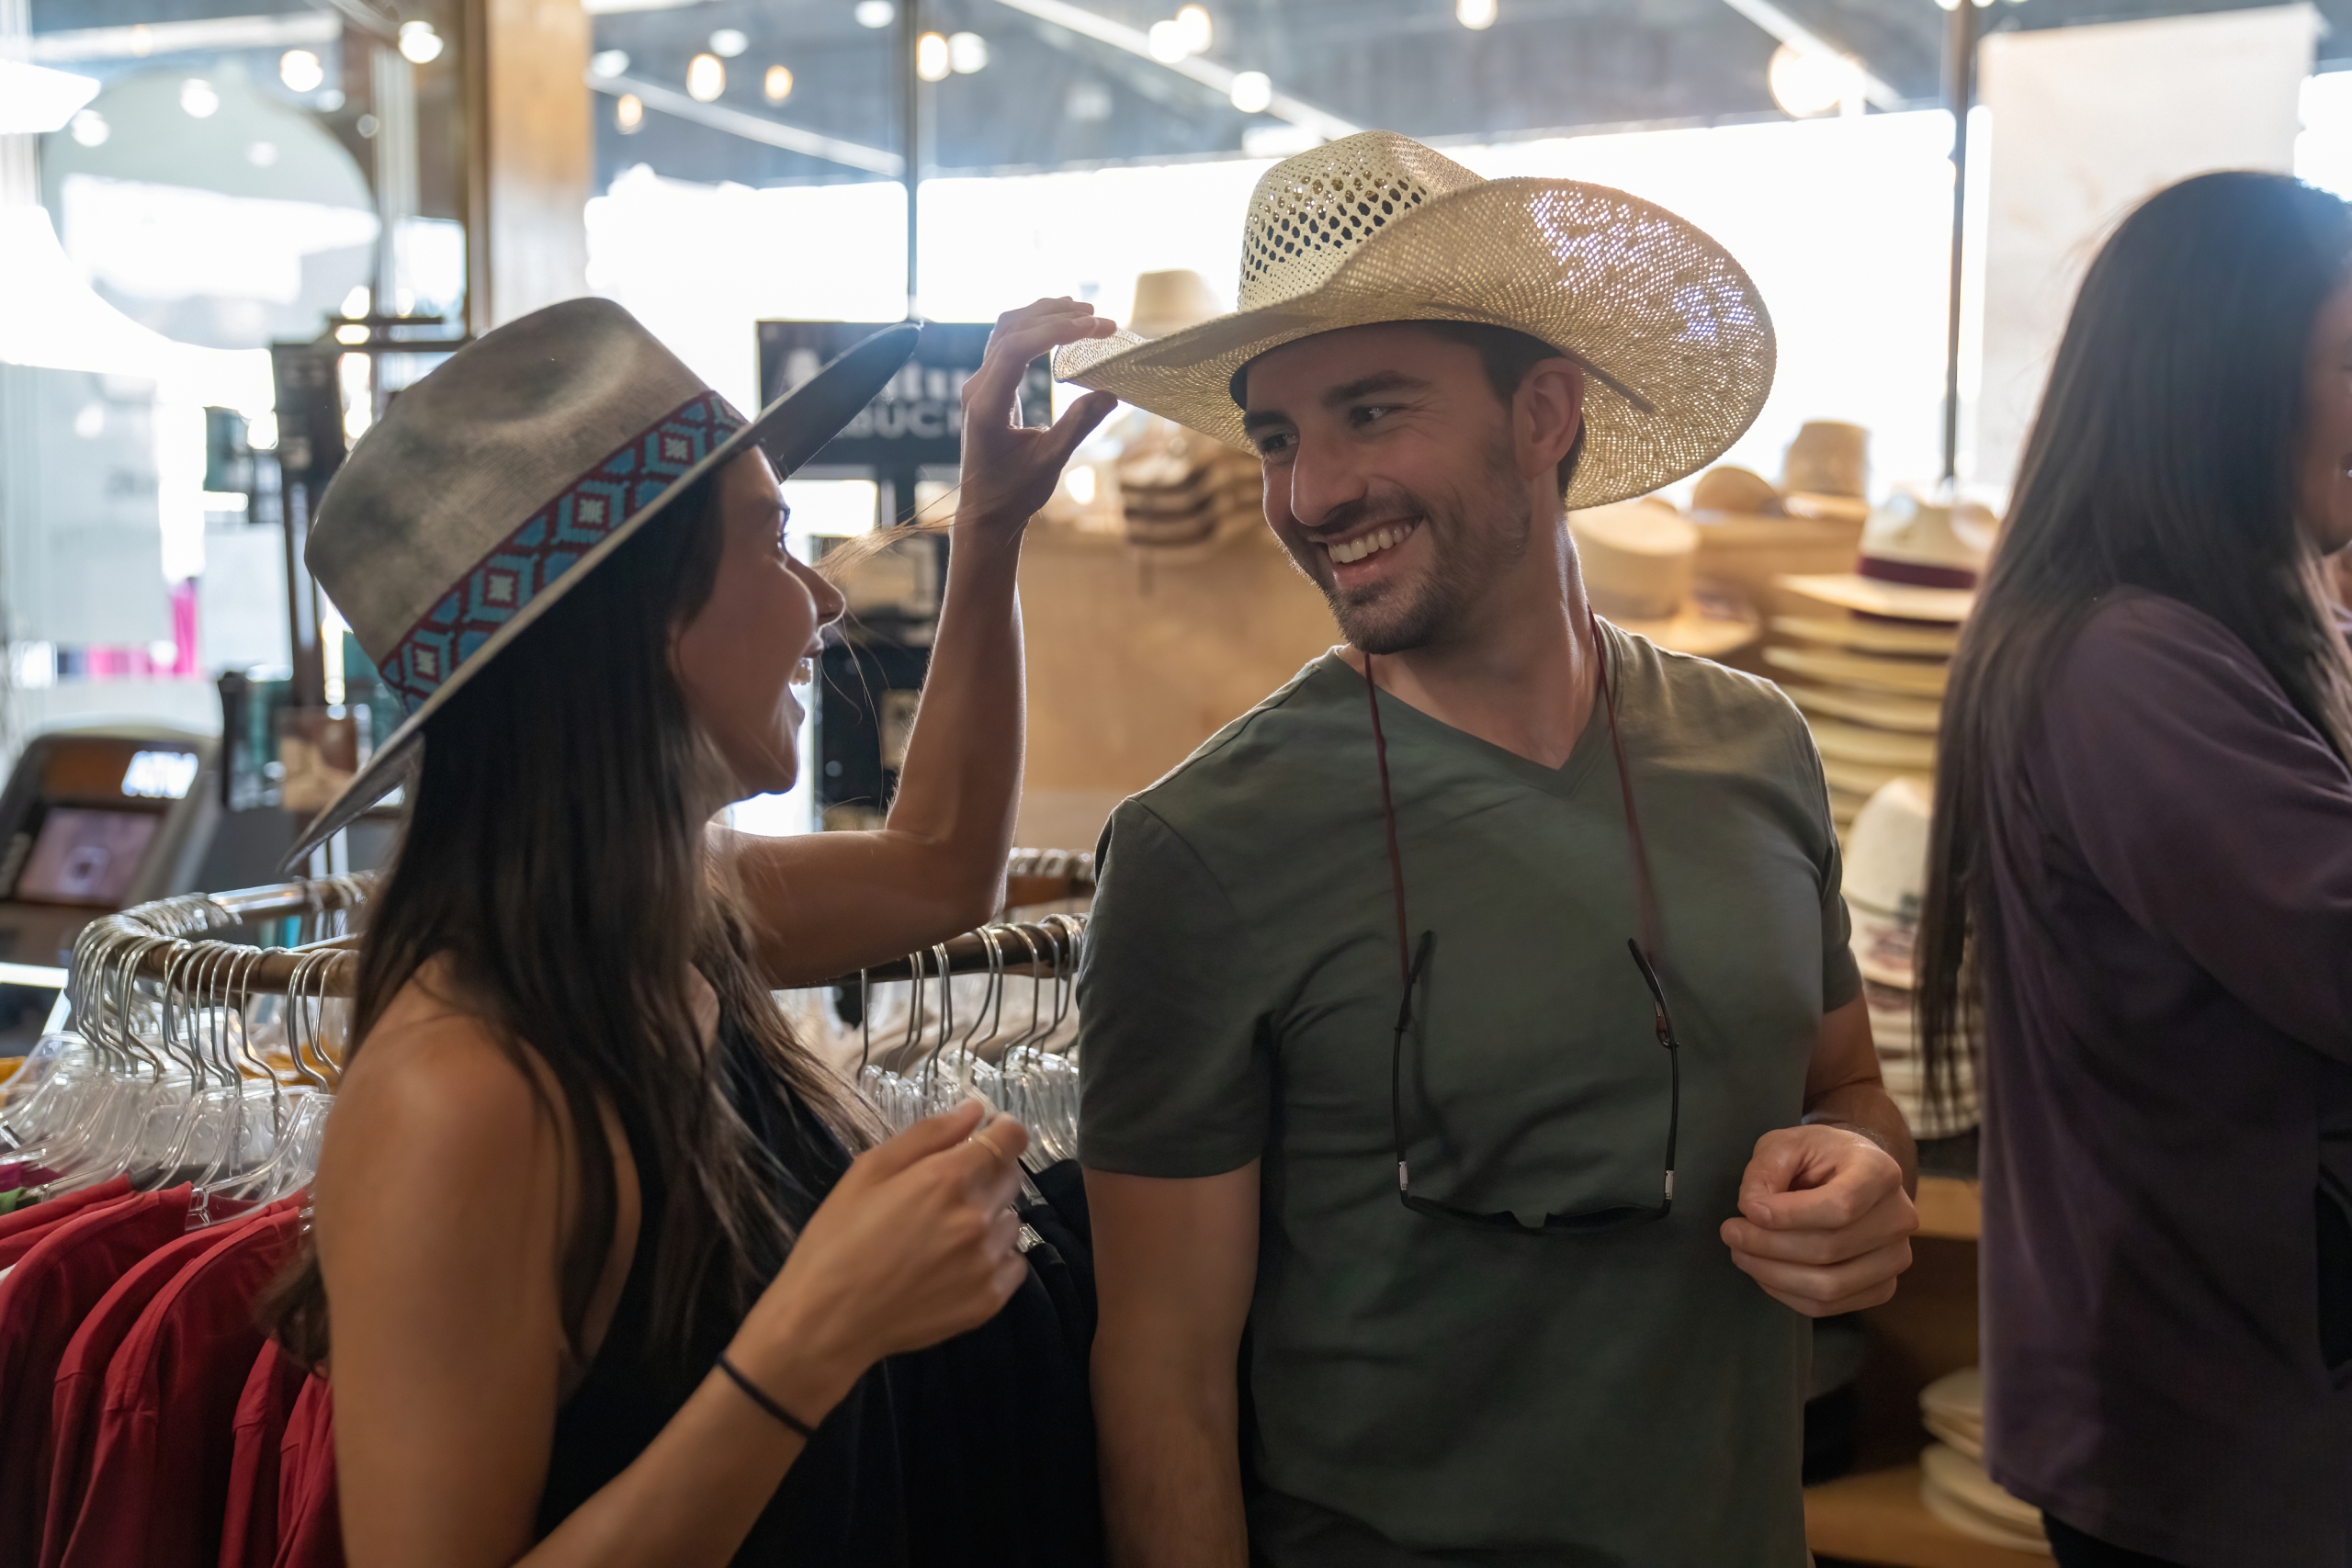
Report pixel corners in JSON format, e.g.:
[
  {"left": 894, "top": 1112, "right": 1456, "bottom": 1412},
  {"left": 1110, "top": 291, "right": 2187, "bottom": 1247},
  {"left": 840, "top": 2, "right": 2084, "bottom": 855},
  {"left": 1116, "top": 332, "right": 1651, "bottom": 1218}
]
[
  {"left": 2037, "top": 595, "right": 2352, "bottom": 1060},
  {"left": 1818, "top": 829, "right": 1862, "bottom": 1014},
  {"left": 1075, "top": 800, "right": 1273, "bottom": 1178},
  {"left": 1782, "top": 706, "right": 1863, "bottom": 1014}
]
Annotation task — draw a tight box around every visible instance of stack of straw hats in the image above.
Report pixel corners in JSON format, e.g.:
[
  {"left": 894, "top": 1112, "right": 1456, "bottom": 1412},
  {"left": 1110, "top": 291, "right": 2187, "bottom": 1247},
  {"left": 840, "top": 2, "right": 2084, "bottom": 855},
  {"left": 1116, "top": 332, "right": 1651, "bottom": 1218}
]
[
  {"left": 1572, "top": 498, "right": 1758, "bottom": 660},
  {"left": 1112, "top": 270, "right": 1267, "bottom": 556},
  {"left": 1766, "top": 493, "right": 1995, "bottom": 829},
  {"left": 1844, "top": 776, "right": 1976, "bottom": 1140},
  {"left": 1779, "top": 420, "right": 1872, "bottom": 525},
  {"left": 1917, "top": 1370, "right": 2050, "bottom": 1555},
  {"left": 1115, "top": 432, "right": 1261, "bottom": 550}
]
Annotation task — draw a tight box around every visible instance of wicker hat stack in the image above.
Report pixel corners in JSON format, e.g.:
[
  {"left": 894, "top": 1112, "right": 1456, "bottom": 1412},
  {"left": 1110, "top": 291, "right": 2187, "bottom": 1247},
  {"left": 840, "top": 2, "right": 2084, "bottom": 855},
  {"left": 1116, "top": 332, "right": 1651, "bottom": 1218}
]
[
  {"left": 1917, "top": 1371, "right": 2050, "bottom": 1555},
  {"left": 1766, "top": 492, "right": 1993, "bottom": 828},
  {"left": 1115, "top": 431, "right": 1263, "bottom": 550},
  {"left": 1571, "top": 498, "right": 1758, "bottom": 660}
]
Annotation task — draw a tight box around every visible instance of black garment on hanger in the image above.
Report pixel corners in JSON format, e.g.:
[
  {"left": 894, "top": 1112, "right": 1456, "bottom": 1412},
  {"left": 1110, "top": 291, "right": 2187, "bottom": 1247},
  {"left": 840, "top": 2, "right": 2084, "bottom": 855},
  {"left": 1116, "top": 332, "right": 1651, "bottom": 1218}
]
[{"left": 535, "top": 1014, "right": 1103, "bottom": 1566}]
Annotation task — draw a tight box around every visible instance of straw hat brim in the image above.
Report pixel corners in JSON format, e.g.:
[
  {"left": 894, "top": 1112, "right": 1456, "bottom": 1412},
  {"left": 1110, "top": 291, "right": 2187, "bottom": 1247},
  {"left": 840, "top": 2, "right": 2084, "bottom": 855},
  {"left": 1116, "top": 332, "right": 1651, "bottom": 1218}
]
[
  {"left": 280, "top": 324, "right": 922, "bottom": 870},
  {"left": 1053, "top": 177, "right": 1774, "bottom": 512},
  {"left": 1779, "top": 572, "right": 1975, "bottom": 624},
  {"left": 1609, "top": 605, "right": 1758, "bottom": 661}
]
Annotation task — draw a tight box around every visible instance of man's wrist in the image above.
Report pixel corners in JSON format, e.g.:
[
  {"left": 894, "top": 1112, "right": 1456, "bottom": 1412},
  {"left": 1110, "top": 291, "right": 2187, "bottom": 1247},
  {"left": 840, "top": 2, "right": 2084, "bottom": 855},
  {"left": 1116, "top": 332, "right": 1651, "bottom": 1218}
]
[{"left": 1799, "top": 1112, "right": 1892, "bottom": 1157}]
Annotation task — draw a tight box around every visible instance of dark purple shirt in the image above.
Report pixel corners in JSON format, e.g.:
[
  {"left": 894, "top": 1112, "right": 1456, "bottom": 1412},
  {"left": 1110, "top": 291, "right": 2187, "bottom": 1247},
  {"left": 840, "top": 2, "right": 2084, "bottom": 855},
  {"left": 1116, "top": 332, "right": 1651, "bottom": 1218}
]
[{"left": 1976, "top": 591, "right": 2352, "bottom": 1566}]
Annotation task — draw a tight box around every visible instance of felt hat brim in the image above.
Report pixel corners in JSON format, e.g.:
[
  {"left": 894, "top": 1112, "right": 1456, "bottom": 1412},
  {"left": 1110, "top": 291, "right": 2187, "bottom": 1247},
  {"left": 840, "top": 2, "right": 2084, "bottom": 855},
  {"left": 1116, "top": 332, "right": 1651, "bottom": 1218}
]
[{"left": 280, "top": 324, "right": 922, "bottom": 871}]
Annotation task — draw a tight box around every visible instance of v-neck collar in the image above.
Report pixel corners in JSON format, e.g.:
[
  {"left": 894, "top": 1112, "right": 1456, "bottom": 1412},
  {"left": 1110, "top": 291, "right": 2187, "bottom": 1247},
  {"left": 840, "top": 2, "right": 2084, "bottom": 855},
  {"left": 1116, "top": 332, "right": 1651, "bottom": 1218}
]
[{"left": 1305, "top": 622, "right": 1629, "bottom": 803}]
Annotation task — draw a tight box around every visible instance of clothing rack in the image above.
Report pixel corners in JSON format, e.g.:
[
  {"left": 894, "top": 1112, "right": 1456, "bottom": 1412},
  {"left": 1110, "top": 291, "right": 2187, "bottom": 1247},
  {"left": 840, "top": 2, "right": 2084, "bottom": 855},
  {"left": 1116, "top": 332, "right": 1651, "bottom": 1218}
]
[{"left": 94, "top": 849, "right": 1094, "bottom": 1004}]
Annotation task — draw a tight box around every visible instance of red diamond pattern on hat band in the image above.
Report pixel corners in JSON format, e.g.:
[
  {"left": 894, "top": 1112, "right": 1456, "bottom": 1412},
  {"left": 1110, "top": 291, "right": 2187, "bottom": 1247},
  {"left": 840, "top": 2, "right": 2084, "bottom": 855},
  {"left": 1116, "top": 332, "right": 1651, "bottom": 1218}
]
[{"left": 379, "top": 391, "right": 748, "bottom": 716}]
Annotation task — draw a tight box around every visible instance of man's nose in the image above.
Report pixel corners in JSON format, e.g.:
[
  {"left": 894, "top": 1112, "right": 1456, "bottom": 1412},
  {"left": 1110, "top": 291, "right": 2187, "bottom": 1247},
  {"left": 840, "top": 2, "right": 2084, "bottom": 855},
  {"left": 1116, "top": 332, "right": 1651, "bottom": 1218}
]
[{"left": 1282, "top": 429, "right": 1369, "bottom": 532}]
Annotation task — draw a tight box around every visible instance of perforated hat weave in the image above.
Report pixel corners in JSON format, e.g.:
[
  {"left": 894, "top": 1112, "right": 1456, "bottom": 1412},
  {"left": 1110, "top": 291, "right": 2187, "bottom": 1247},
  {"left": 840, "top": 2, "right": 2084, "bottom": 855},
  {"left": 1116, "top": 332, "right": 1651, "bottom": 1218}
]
[{"left": 1054, "top": 131, "right": 1775, "bottom": 510}]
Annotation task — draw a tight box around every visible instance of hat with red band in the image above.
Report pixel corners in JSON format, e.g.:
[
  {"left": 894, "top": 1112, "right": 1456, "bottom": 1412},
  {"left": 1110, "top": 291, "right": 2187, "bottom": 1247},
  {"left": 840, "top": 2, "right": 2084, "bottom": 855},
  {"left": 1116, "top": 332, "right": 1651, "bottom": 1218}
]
[{"left": 283, "top": 298, "right": 918, "bottom": 868}]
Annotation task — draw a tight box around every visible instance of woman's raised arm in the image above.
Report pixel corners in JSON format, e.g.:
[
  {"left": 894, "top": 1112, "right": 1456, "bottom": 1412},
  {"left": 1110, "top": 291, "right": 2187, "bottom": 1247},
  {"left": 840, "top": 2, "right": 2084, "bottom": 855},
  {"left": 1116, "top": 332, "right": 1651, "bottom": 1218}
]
[{"left": 719, "top": 299, "right": 1117, "bottom": 987}]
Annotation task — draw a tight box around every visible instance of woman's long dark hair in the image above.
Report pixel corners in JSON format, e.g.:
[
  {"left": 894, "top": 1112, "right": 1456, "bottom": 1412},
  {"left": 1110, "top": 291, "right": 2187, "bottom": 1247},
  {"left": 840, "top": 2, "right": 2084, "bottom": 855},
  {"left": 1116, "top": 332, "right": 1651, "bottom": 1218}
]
[
  {"left": 270, "top": 470, "right": 873, "bottom": 1366},
  {"left": 1917, "top": 171, "right": 2352, "bottom": 1115}
]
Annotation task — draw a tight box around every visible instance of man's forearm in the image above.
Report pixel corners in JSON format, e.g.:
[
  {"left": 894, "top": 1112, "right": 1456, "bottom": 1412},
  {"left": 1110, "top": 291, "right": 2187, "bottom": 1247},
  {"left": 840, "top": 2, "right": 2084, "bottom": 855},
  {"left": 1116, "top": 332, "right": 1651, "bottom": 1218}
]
[
  {"left": 1803, "top": 1084, "right": 1919, "bottom": 1195},
  {"left": 1093, "top": 1339, "right": 1250, "bottom": 1568}
]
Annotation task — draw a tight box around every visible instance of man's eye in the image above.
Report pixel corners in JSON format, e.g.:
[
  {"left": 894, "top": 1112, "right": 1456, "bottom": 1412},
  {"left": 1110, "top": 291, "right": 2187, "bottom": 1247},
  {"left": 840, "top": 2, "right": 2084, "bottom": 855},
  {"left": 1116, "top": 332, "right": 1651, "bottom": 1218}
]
[
  {"left": 1351, "top": 404, "right": 1393, "bottom": 426},
  {"left": 1254, "top": 433, "right": 1295, "bottom": 457}
]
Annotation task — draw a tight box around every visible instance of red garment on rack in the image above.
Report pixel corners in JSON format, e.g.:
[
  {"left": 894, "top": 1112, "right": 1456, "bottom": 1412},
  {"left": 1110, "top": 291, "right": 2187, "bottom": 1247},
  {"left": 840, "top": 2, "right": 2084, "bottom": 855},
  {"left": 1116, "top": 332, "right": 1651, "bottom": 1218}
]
[
  {"left": 0, "top": 1179, "right": 133, "bottom": 1269},
  {"left": 275, "top": 1371, "right": 341, "bottom": 1568},
  {"left": 51, "top": 1198, "right": 301, "bottom": 1568},
  {"left": 220, "top": 1340, "right": 306, "bottom": 1568},
  {"left": 0, "top": 1184, "right": 192, "bottom": 1566},
  {"left": 38, "top": 1204, "right": 264, "bottom": 1568}
]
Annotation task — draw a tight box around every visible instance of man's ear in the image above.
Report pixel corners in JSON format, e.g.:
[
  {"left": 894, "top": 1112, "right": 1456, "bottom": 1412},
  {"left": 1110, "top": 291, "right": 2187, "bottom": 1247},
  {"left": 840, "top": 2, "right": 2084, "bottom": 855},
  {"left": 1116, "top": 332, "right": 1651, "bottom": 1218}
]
[{"left": 1517, "top": 359, "right": 1586, "bottom": 485}]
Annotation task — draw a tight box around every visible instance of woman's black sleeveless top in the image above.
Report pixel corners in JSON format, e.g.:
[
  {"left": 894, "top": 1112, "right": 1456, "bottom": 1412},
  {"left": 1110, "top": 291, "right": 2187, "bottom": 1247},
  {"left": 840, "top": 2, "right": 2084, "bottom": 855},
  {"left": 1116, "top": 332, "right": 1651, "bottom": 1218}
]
[
  {"left": 535, "top": 1015, "right": 909, "bottom": 1563},
  {"left": 533, "top": 1014, "right": 1103, "bottom": 1567}
]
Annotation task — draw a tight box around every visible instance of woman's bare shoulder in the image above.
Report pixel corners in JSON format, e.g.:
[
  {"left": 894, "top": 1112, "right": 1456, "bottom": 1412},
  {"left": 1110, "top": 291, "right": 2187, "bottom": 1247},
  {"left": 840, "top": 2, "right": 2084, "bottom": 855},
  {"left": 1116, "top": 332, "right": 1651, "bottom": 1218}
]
[{"left": 319, "top": 958, "right": 563, "bottom": 1230}]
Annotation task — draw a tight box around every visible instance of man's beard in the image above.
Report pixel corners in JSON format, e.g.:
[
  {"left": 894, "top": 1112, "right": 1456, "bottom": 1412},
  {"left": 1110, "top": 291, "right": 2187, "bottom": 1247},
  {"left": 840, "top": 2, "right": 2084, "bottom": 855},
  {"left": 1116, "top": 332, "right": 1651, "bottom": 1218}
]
[{"left": 1306, "top": 440, "right": 1531, "bottom": 655}]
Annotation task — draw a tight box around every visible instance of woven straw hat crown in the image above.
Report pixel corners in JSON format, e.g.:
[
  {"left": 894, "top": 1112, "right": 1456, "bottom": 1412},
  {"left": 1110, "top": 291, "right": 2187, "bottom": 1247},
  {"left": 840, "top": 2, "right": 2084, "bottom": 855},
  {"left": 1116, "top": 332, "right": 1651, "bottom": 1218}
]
[
  {"left": 1056, "top": 130, "right": 1776, "bottom": 510},
  {"left": 1234, "top": 134, "right": 1474, "bottom": 309}
]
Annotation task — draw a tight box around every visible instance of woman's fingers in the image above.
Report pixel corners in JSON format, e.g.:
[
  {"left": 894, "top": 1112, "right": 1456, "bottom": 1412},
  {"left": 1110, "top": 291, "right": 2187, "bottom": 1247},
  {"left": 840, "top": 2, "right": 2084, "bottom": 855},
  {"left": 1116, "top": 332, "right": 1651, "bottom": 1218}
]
[{"left": 852, "top": 1099, "right": 985, "bottom": 1186}]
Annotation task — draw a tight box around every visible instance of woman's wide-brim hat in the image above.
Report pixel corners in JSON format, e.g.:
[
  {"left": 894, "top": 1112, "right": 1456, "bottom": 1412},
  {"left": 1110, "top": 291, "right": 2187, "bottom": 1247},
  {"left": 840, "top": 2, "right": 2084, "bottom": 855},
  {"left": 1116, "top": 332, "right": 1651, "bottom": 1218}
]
[
  {"left": 282, "top": 299, "right": 921, "bottom": 868},
  {"left": 1051, "top": 130, "right": 1776, "bottom": 512}
]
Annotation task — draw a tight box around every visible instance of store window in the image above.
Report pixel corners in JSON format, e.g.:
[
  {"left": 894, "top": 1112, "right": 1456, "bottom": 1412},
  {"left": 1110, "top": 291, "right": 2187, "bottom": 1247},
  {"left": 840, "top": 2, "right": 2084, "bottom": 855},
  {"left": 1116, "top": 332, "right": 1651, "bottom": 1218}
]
[{"left": 0, "top": 0, "right": 465, "bottom": 762}]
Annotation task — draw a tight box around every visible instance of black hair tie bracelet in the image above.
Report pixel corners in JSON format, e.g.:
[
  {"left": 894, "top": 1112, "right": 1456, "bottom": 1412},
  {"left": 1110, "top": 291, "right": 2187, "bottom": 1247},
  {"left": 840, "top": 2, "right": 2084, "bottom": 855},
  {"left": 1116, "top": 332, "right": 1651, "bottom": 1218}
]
[{"left": 716, "top": 1352, "right": 820, "bottom": 1441}]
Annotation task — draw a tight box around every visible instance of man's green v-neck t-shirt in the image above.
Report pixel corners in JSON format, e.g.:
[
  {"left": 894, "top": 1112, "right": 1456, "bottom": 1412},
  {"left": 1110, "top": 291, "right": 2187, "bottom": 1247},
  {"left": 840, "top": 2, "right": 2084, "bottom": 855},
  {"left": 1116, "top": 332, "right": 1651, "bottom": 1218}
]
[{"left": 1076, "top": 625, "right": 1860, "bottom": 1567}]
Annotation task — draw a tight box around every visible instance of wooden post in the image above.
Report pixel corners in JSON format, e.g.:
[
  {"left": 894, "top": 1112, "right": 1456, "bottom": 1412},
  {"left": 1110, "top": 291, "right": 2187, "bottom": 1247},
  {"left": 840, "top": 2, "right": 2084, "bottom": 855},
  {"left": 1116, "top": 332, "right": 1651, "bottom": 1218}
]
[{"left": 460, "top": 0, "right": 593, "bottom": 333}]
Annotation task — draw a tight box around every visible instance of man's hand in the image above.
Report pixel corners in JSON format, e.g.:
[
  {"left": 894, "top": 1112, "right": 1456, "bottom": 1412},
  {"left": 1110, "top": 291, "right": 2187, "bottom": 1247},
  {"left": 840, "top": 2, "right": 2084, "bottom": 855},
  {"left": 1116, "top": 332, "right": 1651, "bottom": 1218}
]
[{"left": 1720, "top": 1123, "right": 1917, "bottom": 1316}]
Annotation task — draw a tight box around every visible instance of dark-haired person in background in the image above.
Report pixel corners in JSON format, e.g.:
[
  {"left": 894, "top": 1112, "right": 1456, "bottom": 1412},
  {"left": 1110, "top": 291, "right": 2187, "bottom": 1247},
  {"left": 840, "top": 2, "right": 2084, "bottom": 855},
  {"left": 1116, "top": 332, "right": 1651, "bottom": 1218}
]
[{"left": 1917, "top": 171, "right": 2352, "bottom": 1568}]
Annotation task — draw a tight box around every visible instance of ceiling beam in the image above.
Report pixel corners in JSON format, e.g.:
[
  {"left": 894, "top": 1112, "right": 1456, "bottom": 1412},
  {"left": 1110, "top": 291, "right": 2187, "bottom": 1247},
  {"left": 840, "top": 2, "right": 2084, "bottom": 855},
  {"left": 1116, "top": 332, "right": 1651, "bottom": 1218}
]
[
  {"left": 987, "top": 0, "right": 1362, "bottom": 141},
  {"left": 1716, "top": 0, "right": 1903, "bottom": 110},
  {"left": 587, "top": 73, "right": 905, "bottom": 175}
]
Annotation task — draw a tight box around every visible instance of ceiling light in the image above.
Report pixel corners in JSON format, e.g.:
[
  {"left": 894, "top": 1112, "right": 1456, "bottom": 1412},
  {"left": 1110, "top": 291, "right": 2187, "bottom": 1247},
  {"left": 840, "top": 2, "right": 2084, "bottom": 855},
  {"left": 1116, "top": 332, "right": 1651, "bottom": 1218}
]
[
  {"left": 397, "top": 20, "right": 444, "bottom": 64},
  {"left": 179, "top": 78, "right": 220, "bottom": 118},
  {"left": 1175, "top": 6, "right": 1213, "bottom": 53},
  {"left": 342, "top": 285, "right": 371, "bottom": 318},
  {"left": 335, "top": 323, "right": 371, "bottom": 345},
  {"left": 616, "top": 92, "right": 645, "bottom": 131},
  {"left": 948, "top": 31, "right": 988, "bottom": 73},
  {"left": 279, "top": 49, "right": 325, "bottom": 94},
  {"left": 709, "top": 28, "right": 749, "bottom": 57},
  {"left": 764, "top": 64, "right": 794, "bottom": 100},
  {"left": 686, "top": 52, "right": 725, "bottom": 101},
  {"left": 1457, "top": 0, "right": 1498, "bottom": 28},
  {"left": 854, "top": 1, "right": 896, "bottom": 28},
  {"left": 69, "top": 109, "right": 109, "bottom": 147},
  {"left": 1146, "top": 19, "right": 1187, "bottom": 62},
  {"left": 1228, "top": 70, "right": 1272, "bottom": 114},
  {"left": 915, "top": 31, "right": 951, "bottom": 81},
  {"left": 1767, "top": 43, "right": 1860, "bottom": 118},
  {"left": 356, "top": 112, "right": 379, "bottom": 135},
  {"left": 591, "top": 49, "right": 630, "bottom": 78}
]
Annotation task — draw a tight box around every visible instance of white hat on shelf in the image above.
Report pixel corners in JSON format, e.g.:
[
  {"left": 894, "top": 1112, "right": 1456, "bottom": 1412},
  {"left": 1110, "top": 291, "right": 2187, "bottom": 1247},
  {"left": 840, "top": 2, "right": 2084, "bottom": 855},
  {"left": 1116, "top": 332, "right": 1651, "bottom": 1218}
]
[{"left": 1780, "top": 491, "right": 1996, "bottom": 625}]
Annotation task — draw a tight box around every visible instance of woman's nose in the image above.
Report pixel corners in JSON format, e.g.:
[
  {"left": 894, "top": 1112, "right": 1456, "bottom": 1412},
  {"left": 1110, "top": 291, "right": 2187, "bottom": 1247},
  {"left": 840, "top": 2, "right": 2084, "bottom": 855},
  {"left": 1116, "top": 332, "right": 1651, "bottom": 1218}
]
[{"left": 796, "top": 557, "right": 848, "bottom": 627}]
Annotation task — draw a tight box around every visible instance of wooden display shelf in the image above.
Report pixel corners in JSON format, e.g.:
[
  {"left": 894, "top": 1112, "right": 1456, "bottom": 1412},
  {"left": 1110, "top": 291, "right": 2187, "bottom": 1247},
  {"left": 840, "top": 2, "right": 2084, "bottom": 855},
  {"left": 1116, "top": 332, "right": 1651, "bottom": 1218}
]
[
  {"left": 1807, "top": 1463, "right": 2045, "bottom": 1566},
  {"left": 1915, "top": 1176, "right": 1981, "bottom": 1241}
]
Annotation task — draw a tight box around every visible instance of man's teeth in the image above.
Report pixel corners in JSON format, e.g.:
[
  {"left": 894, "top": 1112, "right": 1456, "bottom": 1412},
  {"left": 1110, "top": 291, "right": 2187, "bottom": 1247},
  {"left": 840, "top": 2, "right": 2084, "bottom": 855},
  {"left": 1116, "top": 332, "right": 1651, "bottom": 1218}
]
[
  {"left": 791, "top": 657, "right": 815, "bottom": 687},
  {"left": 1328, "top": 525, "right": 1412, "bottom": 564}
]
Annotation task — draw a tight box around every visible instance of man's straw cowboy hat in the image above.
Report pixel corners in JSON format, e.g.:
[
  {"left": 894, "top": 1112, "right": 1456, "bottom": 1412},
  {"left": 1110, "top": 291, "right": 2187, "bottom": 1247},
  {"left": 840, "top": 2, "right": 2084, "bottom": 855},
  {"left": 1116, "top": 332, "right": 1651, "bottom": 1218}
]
[{"left": 1053, "top": 130, "right": 1775, "bottom": 511}]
